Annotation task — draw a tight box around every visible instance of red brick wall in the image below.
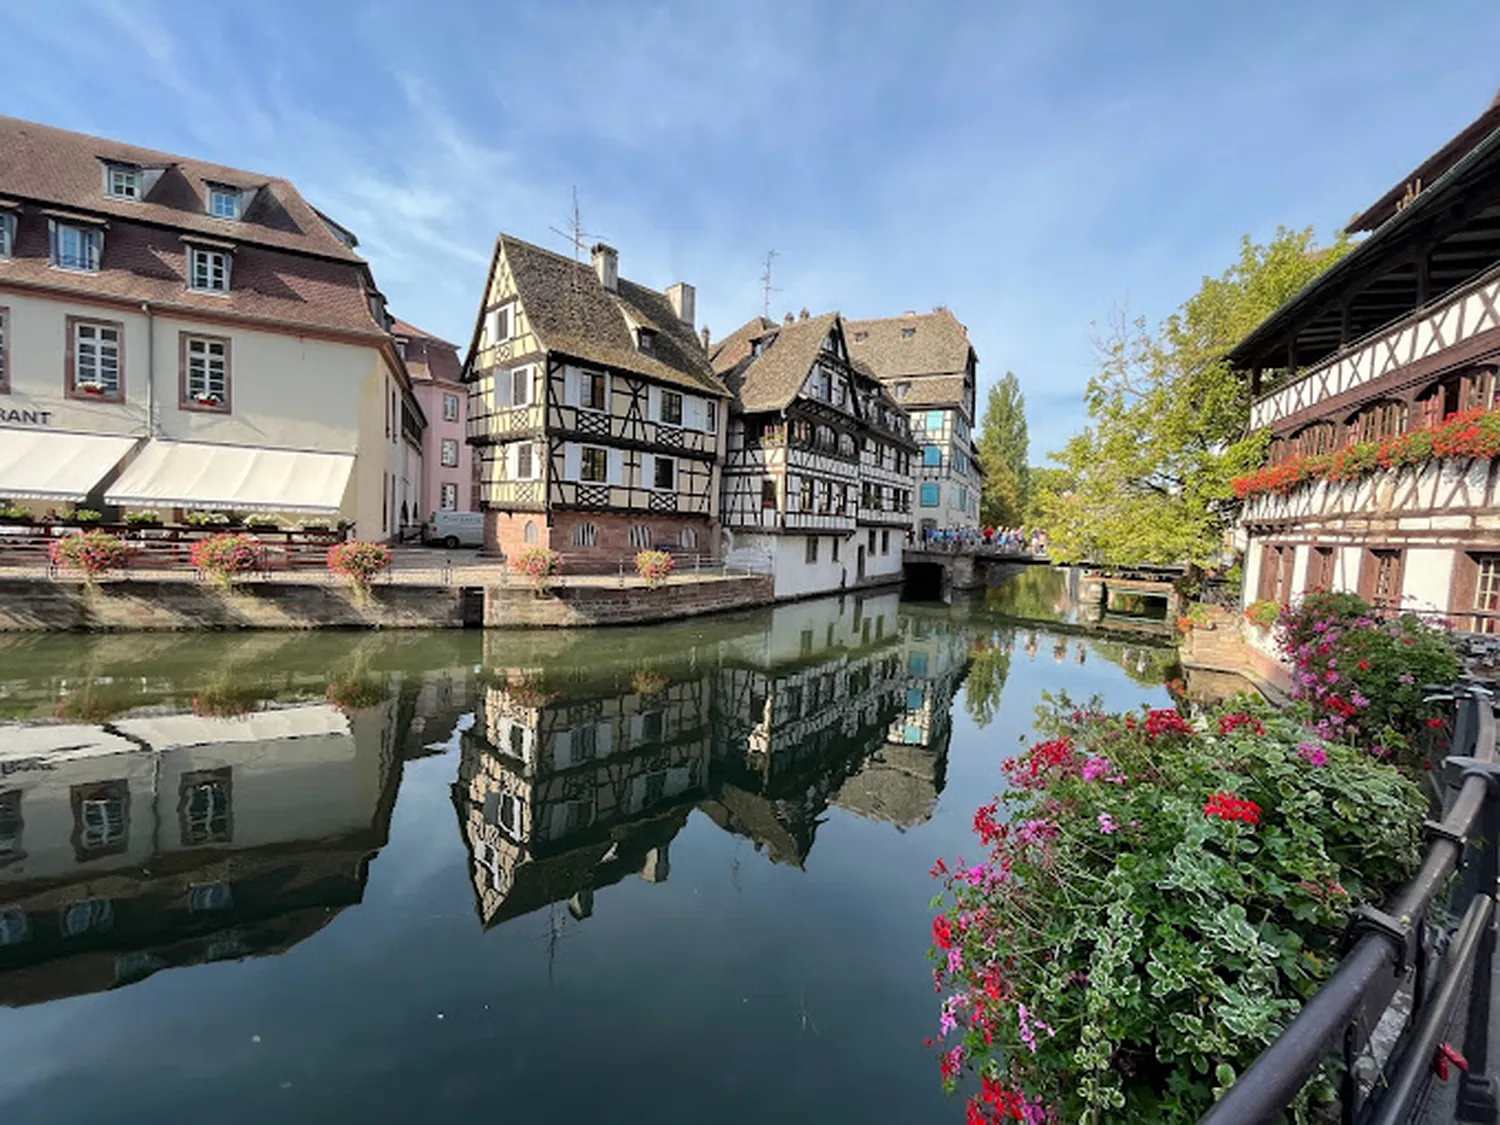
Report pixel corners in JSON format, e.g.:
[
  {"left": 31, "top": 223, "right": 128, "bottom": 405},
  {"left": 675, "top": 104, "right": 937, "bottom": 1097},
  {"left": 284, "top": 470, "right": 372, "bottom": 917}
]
[
  {"left": 484, "top": 510, "right": 718, "bottom": 572},
  {"left": 484, "top": 511, "right": 550, "bottom": 559}
]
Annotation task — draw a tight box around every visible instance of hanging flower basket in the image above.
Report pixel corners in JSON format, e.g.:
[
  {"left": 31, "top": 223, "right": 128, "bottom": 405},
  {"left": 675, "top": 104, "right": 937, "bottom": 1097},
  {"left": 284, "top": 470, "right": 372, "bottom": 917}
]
[
  {"left": 327, "top": 540, "right": 392, "bottom": 599},
  {"left": 634, "top": 549, "right": 676, "bottom": 589},
  {"left": 76, "top": 381, "right": 108, "bottom": 396},
  {"left": 193, "top": 391, "right": 223, "bottom": 407},
  {"left": 50, "top": 530, "right": 133, "bottom": 583},
  {"left": 191, "top": 532, "right": 260, "bottom": 589},
  {"left": 513, "top": 547, "right": 563, "bottom": 594}
]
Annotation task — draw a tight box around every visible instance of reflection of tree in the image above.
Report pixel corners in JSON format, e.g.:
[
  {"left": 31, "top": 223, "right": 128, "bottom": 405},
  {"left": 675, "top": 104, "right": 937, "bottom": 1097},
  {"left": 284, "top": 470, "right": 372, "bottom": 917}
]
[
  {"left": 963, "top": 631, "right": 1014, "bottom": 728},
  {"left": 1086, "top": 639, "right": 1182, "bottom": 687},
  {"left": 984, "top": 567, "right": 1070, "bottom": 622}
]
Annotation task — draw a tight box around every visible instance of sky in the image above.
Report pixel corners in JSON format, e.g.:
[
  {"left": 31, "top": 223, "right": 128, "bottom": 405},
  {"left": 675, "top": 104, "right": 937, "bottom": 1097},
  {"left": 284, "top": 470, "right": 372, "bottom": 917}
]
[{"left": 3, "top": 0, "right": 1500, "bottom": 457}]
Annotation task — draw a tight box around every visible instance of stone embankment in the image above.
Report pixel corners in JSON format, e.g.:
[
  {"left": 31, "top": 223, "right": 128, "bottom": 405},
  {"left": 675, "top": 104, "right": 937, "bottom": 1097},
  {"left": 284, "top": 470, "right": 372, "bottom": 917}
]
[{"left": 1178, "top": 606, "right": 1292, "bottom": 702}]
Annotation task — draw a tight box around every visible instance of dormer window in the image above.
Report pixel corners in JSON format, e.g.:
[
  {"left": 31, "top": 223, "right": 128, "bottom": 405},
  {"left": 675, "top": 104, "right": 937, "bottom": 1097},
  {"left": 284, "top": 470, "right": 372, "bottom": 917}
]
[
  {"left": 51, "top": 222, "right": 102, "bottom": 272},
  {"left": 188, "top": 246, "right": 231, "bottom": 293},
  {"left": 901, "top": 327, "right": 915, "bottom": 339},
  {"left": 207, "top": 186, "right": 240, "bottom": 220},
  {"left": 853, "top": 330, "right": 868, "bottom": 342},
  {"left": 637, "top": 327, "right": 656, "bottom": 354},
  {"left": 394, "top": 337, "right": 408, "bottom": 360},
  {"left": 105, "top": 164, "right": 140, "bottom": 199},
  {"left": 0, "top": 211, "right": 14, "bottom": 259}
]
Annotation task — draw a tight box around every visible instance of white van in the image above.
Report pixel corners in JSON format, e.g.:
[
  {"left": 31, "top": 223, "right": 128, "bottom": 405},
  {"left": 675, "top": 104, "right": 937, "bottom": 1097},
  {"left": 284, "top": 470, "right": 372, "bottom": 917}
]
[{"left": 423, "top": 511, "right": 484, "bottom": 549}]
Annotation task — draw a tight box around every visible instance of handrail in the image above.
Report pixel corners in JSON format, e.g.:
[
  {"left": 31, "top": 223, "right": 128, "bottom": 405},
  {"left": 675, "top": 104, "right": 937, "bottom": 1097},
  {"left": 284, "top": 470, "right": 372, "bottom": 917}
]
[{"left": 1199, "top": 681, "right": 1498, "bottom": 1125}]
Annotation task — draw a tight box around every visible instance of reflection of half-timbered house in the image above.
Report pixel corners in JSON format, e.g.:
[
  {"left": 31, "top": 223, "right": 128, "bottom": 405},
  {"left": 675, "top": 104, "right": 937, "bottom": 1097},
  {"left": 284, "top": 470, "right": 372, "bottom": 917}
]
[
  {"left": 1228, "top": 95, "right": 1500, "bottom": 670},
  {"left": 462, "top": 236, "right": 731, "bottom": 566},
  {"left": 712, "top": 312, "right": 917, "bottom": 598},
  {"left": 453, "top": 666, "right": 712, "bottom": 926}
]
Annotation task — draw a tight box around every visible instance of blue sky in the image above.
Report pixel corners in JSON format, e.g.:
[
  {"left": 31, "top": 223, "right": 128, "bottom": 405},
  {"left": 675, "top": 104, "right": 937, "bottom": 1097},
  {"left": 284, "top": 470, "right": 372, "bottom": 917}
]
[{"left": 4, "top": 0, "right": 1500, "bottom": 456}]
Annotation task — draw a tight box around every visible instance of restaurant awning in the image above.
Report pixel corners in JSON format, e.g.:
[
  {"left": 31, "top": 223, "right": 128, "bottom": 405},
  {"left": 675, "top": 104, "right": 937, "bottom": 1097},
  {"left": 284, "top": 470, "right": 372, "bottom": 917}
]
[
  {"left": 0, "top": 430, "right": 139, "bottom": 501},
  {"left": 105, "top": 440, "right": 355, "bottom": 513}
]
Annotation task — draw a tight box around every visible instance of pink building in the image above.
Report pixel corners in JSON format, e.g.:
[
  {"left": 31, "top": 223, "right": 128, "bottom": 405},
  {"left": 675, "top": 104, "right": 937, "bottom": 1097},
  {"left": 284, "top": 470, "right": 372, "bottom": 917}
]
[{"left": 392, "top": 319, "right": 474, "bottom": 519}]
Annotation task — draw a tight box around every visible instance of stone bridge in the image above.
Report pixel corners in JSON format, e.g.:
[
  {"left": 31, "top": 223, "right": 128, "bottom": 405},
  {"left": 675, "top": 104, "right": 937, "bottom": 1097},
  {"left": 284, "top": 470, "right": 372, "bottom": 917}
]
[{"left": 900, "top": 547, "right": 1047, "bottom": 596}]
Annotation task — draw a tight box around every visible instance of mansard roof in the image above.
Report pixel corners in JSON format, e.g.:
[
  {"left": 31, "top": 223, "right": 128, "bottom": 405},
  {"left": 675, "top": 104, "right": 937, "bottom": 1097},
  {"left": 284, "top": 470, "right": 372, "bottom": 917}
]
[
  {"left": 719, "top": 311, "right": 842, "bottom": 413},
  {"left": 483, "top": 233, "right": 729, "bottom": 397},
  {"left": 891, "top": 374, "right": 969, "bottom": 410},
  {"left": 392, "top": 318, "right": 463, "bottom": 385},
  {"left": 845, "top": 308, "right": 976, "bottom": 380}
]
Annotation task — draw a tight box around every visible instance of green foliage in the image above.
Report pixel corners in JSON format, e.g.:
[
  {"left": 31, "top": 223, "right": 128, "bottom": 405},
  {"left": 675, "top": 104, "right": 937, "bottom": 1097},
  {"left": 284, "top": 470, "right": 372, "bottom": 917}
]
[
  {"left": 929, "top": 698, "right": 1425, "bottom": 1123},
  {"left": 1024, "top": 466, "right": 1073, "bottom": 525},
  {"left": 977, "top": 372, "right": 1030, "bottom": 526},
  {"left": 0, "top": 504, "right": 34, "bottom": 523},
  {"left": 963, "top": 634, "right": 1013, "bottom": 727},
  {"left": 124, "top": 510, "right": 161, "bottom": 526},
  {"left": 1244, "top": 599, "right": 1282, "bottom": 629},
  {"left": 1042, "top": 228, "right": 1353, "bottom": 566}
]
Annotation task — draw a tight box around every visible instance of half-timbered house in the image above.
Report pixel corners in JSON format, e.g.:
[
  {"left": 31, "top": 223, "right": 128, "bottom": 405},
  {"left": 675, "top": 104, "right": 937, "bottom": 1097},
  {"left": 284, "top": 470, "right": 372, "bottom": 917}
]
[
  {"left": 711, "top": 311, "right": 917, "bottom": 598},
  {"left": 462, "top": 235, "right": 731, "bottom": 566},
  {"left": 845, "top": 309, "right": 982, "bottom": 534},
  {"left": 1228, "top": 93, "right": 1500, "bottom": 670}
]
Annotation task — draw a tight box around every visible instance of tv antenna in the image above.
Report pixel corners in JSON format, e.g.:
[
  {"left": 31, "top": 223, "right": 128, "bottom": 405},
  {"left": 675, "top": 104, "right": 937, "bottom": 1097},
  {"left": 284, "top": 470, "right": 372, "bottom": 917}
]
[
  {"left": 548, "top": 188, "right": 606, "bottom": 316},
  {"left": 760, "top": 250, "right": 781, "bottom": 319}
]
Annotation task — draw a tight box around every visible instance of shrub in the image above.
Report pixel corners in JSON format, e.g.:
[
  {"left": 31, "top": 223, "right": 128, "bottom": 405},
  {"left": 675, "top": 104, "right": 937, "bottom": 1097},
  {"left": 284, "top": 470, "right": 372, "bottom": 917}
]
[
  {"left": 0, "top": 504, "right": 33, "bottom": 523},
  {"left": 635, "top": 549, "right": 676, "bottom": 588},
  {"left": 1244, "top": 599, "right": 1282, "bottom": 629},
  {"left": 299, "top": 518, "right": 335, "bottom": 532},
  {"left": 513, "top": 546, "right": 563, "bottom": 593},
  {"left": 124, "top": 510, "right": 161, "bottom": 526},
  {"left": 50, "top": 531, "right": 133, "bottom": 581},
  {"left": 191, "top": 682, "right": 267, "bottom": 719},
  {"left": 246, "top": 514, "right": 281, "bottom": 530},
  {"left": 67, "top": 508, "right": 102, "bottom": 525},
  {"left": 928, "top": 698, "right": 1425, "bottom": 1123},
  {"left": 327, "top": 540, "right": 391, "bottom": 596},
  {"left": 184, "top": 510, "right": 231, "bottom": 528},
  {"left": 1278, "top": 592, "right": 1460, "bottom": 771},
  {"left": 191, "top": 532, "right": 260, "bottom": 589}
]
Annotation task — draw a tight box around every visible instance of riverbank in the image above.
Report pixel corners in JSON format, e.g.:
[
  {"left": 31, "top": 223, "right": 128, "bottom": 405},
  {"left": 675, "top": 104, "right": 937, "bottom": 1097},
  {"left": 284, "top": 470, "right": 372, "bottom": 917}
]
[
  {"left": 0, "top": 572, "right": 777, "bottom": 631},
  {"left": 1178, "top": 605, "right": 1293, "bottom": 703}
]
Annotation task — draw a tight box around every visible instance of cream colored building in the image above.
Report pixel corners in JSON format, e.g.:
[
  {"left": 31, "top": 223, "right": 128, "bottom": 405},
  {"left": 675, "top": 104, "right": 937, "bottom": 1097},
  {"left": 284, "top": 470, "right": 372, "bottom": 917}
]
[{"left": 0, "top": 116, "right": 420, "bottom": 537}]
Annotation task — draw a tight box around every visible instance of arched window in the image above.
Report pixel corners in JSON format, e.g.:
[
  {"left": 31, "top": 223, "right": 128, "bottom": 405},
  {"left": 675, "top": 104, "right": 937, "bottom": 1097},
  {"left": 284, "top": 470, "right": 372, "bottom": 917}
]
[
  {"left": 571, "top": 523, "right": 597, "bottom": 547},
  {"left": 679, "top": 526, "right": 697, "bottom": 549},
  {"left": 523, "top": 520, "right": 538, "bottom": 544},
  {"left": 1292, "top": 421, "right": 1337, "bottom": 457},
  {"left": 1346, "top": 400, "right": 1408, "bottom": 445},
  {"left": 1417, "top": 367, "right": 1496, "bottom": 427},
  {"left": 629, "top": 525, "right": 652, "bottom": 549}
]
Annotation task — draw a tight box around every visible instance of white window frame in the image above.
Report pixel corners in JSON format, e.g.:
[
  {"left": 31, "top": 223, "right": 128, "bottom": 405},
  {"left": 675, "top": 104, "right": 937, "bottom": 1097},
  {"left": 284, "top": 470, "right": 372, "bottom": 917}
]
[
  {"left": 183, "top": 335, "right": 229, "bottom": 407},
  {"left": 629, "top": 524, "right": 652, "bottom": 549},
  {"left": 442, "top": 393, "right": 460, "bottom": 422},
  {"left": 651, "top": 456, "right": 676, "bottom": 491},
  {"left": 105, "top": 165, "right": 140, "bottom": 199},
  {"left": 0, "top": 212, "right": 14, "bottom": 259},
  {"left": 440, "top": 482, "right": 459, "bottom": 511},
  {"left": 441, "top": 438, "right": 460, "bottom": 467},
  {"left": 72, "top": 320, "right": 122, "bottom": 398},
  {"left": 207, "top": 187, "right": 240, "bottom": 220},
  {"left": 511, "top": 365, "right": 531, "bottom": 407},
  {"left": 51, "top": 223, "right": 102, "bottom": 272},
  {"left": 514, "top": 442, "right": 537, "bottom": 480},
  {"left": 571, "top": 522, "right": 598, "bottom": 547},
  {"left": 188, "top": 246, "right": 232, "bottom": 293},
  {"left": 487, "top": 304, "right": 513, "bottom": 346},
  {"left": 705, "top": 401, "right": 717, "bottom": 434}
]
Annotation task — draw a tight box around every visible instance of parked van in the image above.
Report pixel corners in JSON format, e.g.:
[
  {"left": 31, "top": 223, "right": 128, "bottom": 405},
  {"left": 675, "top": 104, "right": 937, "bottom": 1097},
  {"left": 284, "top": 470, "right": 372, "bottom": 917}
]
[{"left": 423, "top": 511, "right": 484, "bottom": 549}]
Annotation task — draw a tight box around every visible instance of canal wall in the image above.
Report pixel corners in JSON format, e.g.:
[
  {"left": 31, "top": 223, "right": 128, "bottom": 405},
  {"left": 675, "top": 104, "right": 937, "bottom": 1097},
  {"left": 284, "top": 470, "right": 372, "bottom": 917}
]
[{"left": 0, "top": 574, "right": 776, "bottom": 631}]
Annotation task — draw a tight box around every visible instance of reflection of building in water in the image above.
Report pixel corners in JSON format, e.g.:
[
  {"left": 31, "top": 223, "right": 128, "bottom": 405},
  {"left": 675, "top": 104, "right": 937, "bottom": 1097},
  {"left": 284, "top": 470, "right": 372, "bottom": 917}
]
[
  {"left": 0, "top": 703, "right": 403, "bottom": 1006},
  {"left": 403, "top": 666, "right": 477, "bottom": 759},
  {"left": 453, "top": 665, "right": 713, "bottom": 927}
]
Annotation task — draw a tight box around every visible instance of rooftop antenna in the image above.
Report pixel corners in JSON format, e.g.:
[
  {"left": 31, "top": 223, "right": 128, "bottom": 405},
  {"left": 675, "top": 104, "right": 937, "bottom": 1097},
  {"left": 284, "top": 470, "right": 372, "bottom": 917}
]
[
  {"left": 760, "top": 250, "right": 781, "bottom": 320},
  {"left": 548, "top": 188, "right": 605, "bottom": 321}
]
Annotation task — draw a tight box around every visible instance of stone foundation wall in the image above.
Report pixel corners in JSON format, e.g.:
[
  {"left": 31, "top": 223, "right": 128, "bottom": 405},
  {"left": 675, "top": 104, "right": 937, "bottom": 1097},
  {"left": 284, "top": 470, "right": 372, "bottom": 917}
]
[{"left": 486, "top": 575, "right": 773, "bottom": 628}]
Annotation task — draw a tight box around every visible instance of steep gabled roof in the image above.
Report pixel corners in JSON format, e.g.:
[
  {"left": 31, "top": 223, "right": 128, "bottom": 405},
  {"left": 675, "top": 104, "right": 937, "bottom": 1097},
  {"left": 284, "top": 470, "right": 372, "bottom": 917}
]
[
  {"left": 478, "top": 233, "right": 728, "bottom": 397},
  {"left": 719, "top": 312, "right": 841, "bottom": 413},
  {"left": 710, "top": 315, "right": 777, "bottom": 374},
  {"left": 845, "top": 308, "right": 975, "bottom": 380},
  {"left": 891, "top": 374, "right": 969, "bottom": 410},
  {"left": 0, "top": 115, "right": 365, "bottom": 263}
]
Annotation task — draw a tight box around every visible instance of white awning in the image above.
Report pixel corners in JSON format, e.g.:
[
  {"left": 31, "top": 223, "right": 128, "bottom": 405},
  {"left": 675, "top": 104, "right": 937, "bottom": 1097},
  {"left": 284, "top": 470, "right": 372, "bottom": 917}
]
[
  {"left": 114, "top": 704, "right": 350, "bottom": 750},
  {"left": 0, "top": 430, "right": 139, "bottom": 501},
  {"left": 105, "top": 440, "right": 355, "bottom": 513}
]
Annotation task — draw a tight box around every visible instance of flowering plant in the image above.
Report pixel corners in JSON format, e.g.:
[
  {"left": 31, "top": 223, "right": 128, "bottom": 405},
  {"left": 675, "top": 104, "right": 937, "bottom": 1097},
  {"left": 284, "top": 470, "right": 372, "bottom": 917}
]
[
  {"left": 1277, "top": 590, "right": 1460, "bottom": 772},
  {"left": 1233, "top": 405, "right": 1500, "bottom": 500},
  {"left": 513, "top": 546, "right": 563, "bottom": 593},
  {"left": 634, "top": 549, "right": 676, "bottom": 588},
  {"left": 325, "top": 676, "right": 389, "bottom": 714},
  {"left": 191, "top": 532, "right": 259, "bottom": 589},
  {"left": 193, "top": 391, "right": 223, "bottom": 406},
  {"left": 65, "top": 508, "right": 102, "bottom": 525},
  {"left": 928, "top": 697, "right": 1424, "bottom": 1123},
  {"left": 184, "top": 510, "right": 232, "bottom": 528},
  {"left": 327, "top": 540, "right": 391, "bottom": 597},
  {"left": 0, "top": 504, "right": 34, "bottom": 523},
  {"left": 76, "top": 380, "right": 108, "bottom": 395},
  {"left": 124, "top": 510, "right": 161, "bottom": 526},
  {"left": 49, "top": 530, "right": 133, "bottom": 582},
  {"left": 245, "top": 514, "right": 280, "bottom": 530},
  {"left": 1244, "top": 599, "right": 1281, "bottom": 629}
]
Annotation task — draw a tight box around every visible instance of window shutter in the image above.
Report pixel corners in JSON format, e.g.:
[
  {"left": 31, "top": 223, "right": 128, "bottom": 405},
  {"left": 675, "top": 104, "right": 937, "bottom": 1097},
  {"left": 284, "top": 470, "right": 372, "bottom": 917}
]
[
  {"left": 493, "top": 370, "right": 512, "bottom": 409},
  {"left": 552, "top": 729, "right": 572, "bottom": 768},
  {"left": 607, "top": 449, "right": 624, "bottom": 486},
  {"left": 505, "top": 444, "right": 518, "bottom": 479},
  {"left": 485, "top": 309, "right": 500, "bottom": 347},
  {"left": 648, "top": 386, "right": 661, "bottom": 421},
  {"left": 685, "top": 396, "right": 703, "bottom": 431},
  {"left": 596, "top": 722, "right": 613, "bottom": 756},
  {"left": 643, "top": 454, "right": 655, "bottom": 487},
  {"left": 564, "top": 366, "right": 580, "bottom": 407},
  {"left": 564, "top": 444, "right": 581, "bottom": 481}
]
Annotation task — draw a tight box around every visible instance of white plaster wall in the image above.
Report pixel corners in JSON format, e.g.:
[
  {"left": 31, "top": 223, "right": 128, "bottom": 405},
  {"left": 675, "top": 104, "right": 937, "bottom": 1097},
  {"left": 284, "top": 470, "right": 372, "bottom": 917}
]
[
  {"left": 1292, "top": 545, "right": 1310, "bottom": 599},
  {"left": 1401, "top": 548, "right": 1455, "bottom": 616},
  {"left": 1242, "top": 538, "right": 1263, "bottom": 609},
  {"left": 770, "top": 532, "right": 857, "bottom": 599},
  {"left": 857, "top": 526, "right": 904, "bottom": 580},
  {"left": 1340, "top": 548, "right": 1365, "bottom": 596}
]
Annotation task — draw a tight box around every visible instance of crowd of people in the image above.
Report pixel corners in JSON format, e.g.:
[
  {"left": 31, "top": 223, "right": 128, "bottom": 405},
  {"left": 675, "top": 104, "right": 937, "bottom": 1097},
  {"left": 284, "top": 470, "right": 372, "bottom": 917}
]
[{"left": 908, "top": 525, "right": 1049, "bottom": 554}]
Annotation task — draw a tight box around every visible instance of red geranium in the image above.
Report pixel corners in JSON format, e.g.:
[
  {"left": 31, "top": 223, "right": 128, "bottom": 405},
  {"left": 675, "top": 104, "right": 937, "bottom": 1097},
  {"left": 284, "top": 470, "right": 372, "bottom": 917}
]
[{"left": 1204, "top": 791, "right": 1261, "bottom": 825}]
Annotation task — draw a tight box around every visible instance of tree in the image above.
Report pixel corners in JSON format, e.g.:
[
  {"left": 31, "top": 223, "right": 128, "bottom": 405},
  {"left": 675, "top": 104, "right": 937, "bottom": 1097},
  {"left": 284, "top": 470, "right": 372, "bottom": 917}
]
[
  {"left": 1024, "top": 465, "right": 1074, "bottom": 526},
  {"left": 1041, "top": 227, "right": 1352, "bottom": 566},
  {"left": 977, "top": 372, "right": 1029, "bottom": 526}
]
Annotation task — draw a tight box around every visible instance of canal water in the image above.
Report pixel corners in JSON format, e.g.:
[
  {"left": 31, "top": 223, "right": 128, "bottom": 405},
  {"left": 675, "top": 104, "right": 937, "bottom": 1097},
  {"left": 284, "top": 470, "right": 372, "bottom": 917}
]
[{"left": 0, "top": 573, "right": 1178, "bottom": 1124}]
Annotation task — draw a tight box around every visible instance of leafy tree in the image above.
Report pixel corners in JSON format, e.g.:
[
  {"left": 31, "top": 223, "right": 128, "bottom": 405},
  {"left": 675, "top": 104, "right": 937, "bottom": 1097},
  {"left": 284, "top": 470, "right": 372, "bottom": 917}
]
[
  {"left": 1024, "top": 466, "right": 1074, "bottom": 525},
  {"left": 963, "top": 632, "right": 1013, "bottom": 727},
  {"left": 1041, "top": 228, "right": 1352, "bottom": 566},
  {"left": 976, "top": 372, "right": 1029, "bottom": 526}
]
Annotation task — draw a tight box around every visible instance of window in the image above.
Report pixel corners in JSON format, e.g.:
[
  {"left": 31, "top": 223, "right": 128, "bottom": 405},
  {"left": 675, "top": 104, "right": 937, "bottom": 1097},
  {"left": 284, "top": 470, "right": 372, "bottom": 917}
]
[
  {"left": 920, "top": 483, "right": 940, "bottom": 507},
  {"left": 799, "top": 476, "right": 814, "bottom": 512},
  {"left": 181, "top": 334, "right": 229, "bottom": 409},
  {"left": 1362, "top": 549, "right": 1404, "bottom": 607},
  {"left": 1419, "top": 368, "right": 1497, "bottom": 425},
  {"left": 105, "top": 165, "right": 140, "bottom": 199},
  {"left": 69, "top": 318, "right": 123, "bottom": 400},
  {"left": 0, "top": 907, "right": 27, "bottom": 948},
  {"left": 515, "top": 443, "right": 535, "bottom": 479},
  {"left": 680, "top": 526, "right": 697, "bottom": 549},
  {"left": 581, "top": 370, "right": 608, "bottom": 411},
  {"left": 629, "top": 524, "right": 652, "bottom": 549},
  {"left": 706, "top": 401, "right": 718, "bottom": 434},
  {"left": 52, "top": 223, "right": 102, "bottom": 271},
  {"left": 580, "top": 446, "right": 608, "bottom": 482},
  {"left": 1257, "top": 544, "right": 1293, "bottom": 603},
  {"left": 207, "top": 187, "right": 240, "bottom": 219},
  {"left": 638, "top": 328, "right": 656, "bottom": 354},
  {"left": 440, "top": 482, "right": 459, "bottom": 510},
  {"left": 0, "top": 307, "right": 8, "bottom": 394},
  {"left": 571, "top": 522, "right": 597, "bottom": 547},
  {"left": 653, "top": 456, "right": 675, "bottom": 490},
  {"left": 60, "top": 899, "right": 113, "bottom": 937},
  {"left": 443, "top": 393, "right": 460, "bottom": 422},
  {"left": 188, "top": 246, "right": 231, "bottom": 293},
  {"left": 1471, "top": 554, "right": 1500, "bottom": 634},
  {"left": 660, "top": 390, "right": 683, "bottom": 425},
  {"left": 0, "top": 211, "right": 13, "bottom": 258},
  {"left": 441, "top": 438, "right": 460, "bottom": 467},
  {"left": 923, "top": 445, "right": 942, "bottom": 467},
  {"left": 800, "top": 628, "right": 815, "bottom": 656},
  {"left": 868, "top": 529, "right": 877, "bottom": 553},
  {"left": 1308, "top": 546, "right": 1336, "bottom": 591},
  {"left": 72, "top": 781, "right": 128, "bottom": 858},
  {"left": 180, "top": 771, "right": 231, "bottom": 845},
  {"left": 1294, "top": 422, "right": 1338, "bottom": 458},
  {"left": 882, "top": 530, "right": 890, "bottom": 555},
  {"left": 926, "top": 411, "right": 944, "bottom": 431},
  {"left": 805, "top": 536, "right": 819, "bottom": 564},
  {"left": 761, "top": 479, "right": 777, "bottom": 509},
  {"left": 188, "top": 882, "right": 233, "bottom": 912},
  {"left": 523, "top": 520, "right": 538, "bottom": 544},
  {"left": 488, "top": 305, "right": 512, "bottom": 344},
  {"left": 1347, "top": 401, "right": 1407, "bottom": 444},
  {"left": 832, "top": 537, "right": 841, "bottom": 563},
  {"left": 511, "top": 367, "right": 531, "bottom": 406}
]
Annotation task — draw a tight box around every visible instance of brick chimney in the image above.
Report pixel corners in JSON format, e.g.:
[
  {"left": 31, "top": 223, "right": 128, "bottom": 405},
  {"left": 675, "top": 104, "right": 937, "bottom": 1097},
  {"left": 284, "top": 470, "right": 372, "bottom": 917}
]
[
  {"left": 591, "top": 243, "right": 618, "bottom": 293},
  {"left": 666, "top": 282, "right": 695, "bottom": 327},
  {"left": 700, "top": 325, "right": 711, "bottom": 351}
]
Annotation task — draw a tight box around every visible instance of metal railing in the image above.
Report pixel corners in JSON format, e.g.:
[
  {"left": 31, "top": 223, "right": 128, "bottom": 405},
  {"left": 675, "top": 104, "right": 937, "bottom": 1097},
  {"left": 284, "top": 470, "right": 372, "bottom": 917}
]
[{"left": 1199, "top": 680, "right": 1500, "bottom": 1125}]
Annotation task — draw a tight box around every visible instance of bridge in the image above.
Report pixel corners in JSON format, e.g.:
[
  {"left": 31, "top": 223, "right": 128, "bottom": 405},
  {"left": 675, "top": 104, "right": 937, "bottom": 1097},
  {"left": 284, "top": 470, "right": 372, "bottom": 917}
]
[{"left": 901, "top": 548, "right": 1183, "bottom": 620}]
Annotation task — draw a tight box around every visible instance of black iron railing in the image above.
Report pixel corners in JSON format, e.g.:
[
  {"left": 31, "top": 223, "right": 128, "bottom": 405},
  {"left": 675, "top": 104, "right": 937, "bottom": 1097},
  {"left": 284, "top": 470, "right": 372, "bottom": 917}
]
[{"left": 1199, "top": 680, "right": 1499, "bottom": 1125}]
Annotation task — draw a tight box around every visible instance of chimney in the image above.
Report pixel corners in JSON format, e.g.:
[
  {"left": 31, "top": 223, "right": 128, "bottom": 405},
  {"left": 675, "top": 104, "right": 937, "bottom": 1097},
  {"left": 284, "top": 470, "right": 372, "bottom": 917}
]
[
  {"left": 591, "top": 243, "right": 618, "bottom": 293},
  {"left": 798, "top": 307, "right": 810, "bottom": 320},
  {"left": 784, "top": 311, "right": 794, "bottom": 324},
  {"left": 903, "top": 310, "right": 917, "bottom": 317},
  {"left": 666, "top": 282, "right": 695, "bottom": 327},
  {"left": 700, "top": 325, "right": 711, "bottom": 351}
]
